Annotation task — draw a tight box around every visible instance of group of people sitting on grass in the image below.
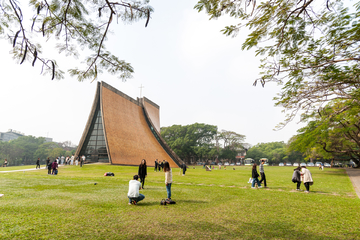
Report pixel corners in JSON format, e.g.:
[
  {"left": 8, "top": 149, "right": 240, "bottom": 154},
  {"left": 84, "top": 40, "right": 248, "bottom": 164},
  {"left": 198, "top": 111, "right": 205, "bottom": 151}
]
[
  {"left": 128, "top": 160, "right": 174, "bottom": 205},
  {"left": 251, "top": 159, "right": 314, "bottom": 192}
]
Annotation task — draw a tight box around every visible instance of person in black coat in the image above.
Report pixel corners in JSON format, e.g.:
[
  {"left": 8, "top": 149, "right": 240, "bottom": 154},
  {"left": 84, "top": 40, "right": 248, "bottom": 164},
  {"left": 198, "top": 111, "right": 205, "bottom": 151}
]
[
  {"left": 36, "top": 158, "right": 40, "bottom": 169},
  {"left": 154, "top": 159, "right": 158, "bottom": 172},
  {"left": 160, "top": 160, "right": 165, "bottom": 171},
  {"left": 251, "top": 163, "right": 262, "bottom": 188},
  {"left": 292, "top": 167, "right": 302, "bottom": 190},
  {"left": 47, "top": 160, "right": 52, "bottom": 175},
  {"left": 45, "top": 157, "right": 50, "bottom": 168},
  {"left": 181, "top": 163, "right": 187, "bottom": 176},
  {"left": 138, "top": 159, "right": 147, "bottom": 189}
]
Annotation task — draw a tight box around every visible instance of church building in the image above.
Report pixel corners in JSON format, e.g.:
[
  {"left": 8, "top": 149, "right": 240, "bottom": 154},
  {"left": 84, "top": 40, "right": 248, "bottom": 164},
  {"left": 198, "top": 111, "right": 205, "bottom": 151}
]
[{"left": 75, "top": 81, "right": 182, "bottom": 168}]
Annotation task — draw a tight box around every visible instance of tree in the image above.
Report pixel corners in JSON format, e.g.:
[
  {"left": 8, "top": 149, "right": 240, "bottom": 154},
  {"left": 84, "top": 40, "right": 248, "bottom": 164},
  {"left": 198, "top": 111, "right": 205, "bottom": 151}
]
[
  {"left": 289, "top": 100, "right": 360, "bottom": 165},
  {"left": 1, "top": 0, "right": 153, "bottom": 81},
  {"left": 195, "top": 1, "right": 360, "bottom": 127},
  {"left": 161, "top": 123, "right": 218, "bottom": 163},
  {"left": 246, "top": 142, "right": 287, "bottom": 164},
  {"left": 11, "top": 136, "right": 45, "bottom": 164},
  {"left": 217, "top": 130, "right": 245, "bottom": 151}
]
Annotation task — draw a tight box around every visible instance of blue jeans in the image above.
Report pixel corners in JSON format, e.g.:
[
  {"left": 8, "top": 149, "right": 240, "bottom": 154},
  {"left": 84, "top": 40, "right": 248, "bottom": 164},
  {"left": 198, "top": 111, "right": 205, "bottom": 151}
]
[
  {"left": 252, "top": 178, "right": 261, "bottom": 188},
  {"left": 128, "top": 193, "right": 145, "bottom": 203},
  {"left": 166, "top": 183, "right": 172, "bottom": 199}
]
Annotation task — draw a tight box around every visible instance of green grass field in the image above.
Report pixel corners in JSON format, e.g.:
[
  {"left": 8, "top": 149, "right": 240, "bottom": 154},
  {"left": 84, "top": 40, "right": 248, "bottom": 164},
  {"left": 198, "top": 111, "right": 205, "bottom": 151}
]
[{"left": 0, "top": 164, "right": 359, "bottom": 239}]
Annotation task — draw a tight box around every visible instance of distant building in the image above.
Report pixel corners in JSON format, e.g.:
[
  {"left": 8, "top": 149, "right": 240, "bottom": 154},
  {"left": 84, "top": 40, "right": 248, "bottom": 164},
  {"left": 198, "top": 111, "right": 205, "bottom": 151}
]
[
  {"left": 0, "top": 129, "right": 53, "bottom": 142},
  {"left": 0, "top": 129, "right": 24, "bottom": 142}
]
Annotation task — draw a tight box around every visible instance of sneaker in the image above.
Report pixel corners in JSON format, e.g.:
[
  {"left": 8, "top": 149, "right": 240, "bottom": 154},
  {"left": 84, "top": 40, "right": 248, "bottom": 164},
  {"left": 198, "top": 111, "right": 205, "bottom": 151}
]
[
  {"left": 0, "top": 194, "right": 4, "bottom": 198},
  {"left": 258, "top": 186, "right": 262, "bottom": 188},
  {"left": 133, "top": 200, "right": 137, "bottom": 205},
  {"left": 128, "top": 202, "right": 132, "bottom": 205},
  {"left": 251, "top": 187, "right": 256, "bottom": 189},
  {"left": 304, "top": 191, "right": 309, "bottom": 193}
]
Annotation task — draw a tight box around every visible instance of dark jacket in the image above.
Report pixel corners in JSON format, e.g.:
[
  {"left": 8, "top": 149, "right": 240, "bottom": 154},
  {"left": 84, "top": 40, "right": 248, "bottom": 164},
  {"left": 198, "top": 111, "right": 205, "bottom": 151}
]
[
  {"left": 292, "top": 170, "right": 301, "bottom": 183},
  {"left": 138, "top": 164, "right": 147, "bottom": 178},
  {"left": 182, "top": 163, "right": 187, "bottom": 172},
  {"left": 252, "top": 168, "right": 259, "bottom": 178}
]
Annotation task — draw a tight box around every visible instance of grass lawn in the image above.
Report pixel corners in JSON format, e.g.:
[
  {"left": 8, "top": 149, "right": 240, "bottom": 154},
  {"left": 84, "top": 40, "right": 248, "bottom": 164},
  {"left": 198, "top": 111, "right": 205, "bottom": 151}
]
[{"left": 0, "top": 164, "right": 359, "bottom": 239}]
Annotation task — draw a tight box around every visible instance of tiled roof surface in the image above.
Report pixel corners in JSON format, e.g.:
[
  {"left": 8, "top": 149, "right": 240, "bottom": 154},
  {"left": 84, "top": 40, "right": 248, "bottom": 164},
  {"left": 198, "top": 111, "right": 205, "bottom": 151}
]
[{"left": 102, "top": 86, "right": 178, "bottom": 167}]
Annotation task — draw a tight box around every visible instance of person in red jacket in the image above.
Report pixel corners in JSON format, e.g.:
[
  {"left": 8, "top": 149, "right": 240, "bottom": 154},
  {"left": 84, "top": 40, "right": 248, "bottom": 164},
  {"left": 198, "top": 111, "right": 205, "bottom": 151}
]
[{"left": 52, "top": 160, "right": 58, "bottom": 175}]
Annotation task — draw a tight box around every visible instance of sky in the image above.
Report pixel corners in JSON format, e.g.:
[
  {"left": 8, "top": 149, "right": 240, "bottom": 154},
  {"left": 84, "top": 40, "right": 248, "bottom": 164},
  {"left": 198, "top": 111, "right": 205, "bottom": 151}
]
[{"left": 0, "top": 0, "right": 304, "bottom": 147}]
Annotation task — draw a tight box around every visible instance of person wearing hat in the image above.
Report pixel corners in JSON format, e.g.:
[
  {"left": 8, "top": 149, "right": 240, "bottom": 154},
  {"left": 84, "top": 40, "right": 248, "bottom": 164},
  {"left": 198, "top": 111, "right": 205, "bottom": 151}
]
[{"left": 127, "top": 175, "right": 145, "bottom": 205}]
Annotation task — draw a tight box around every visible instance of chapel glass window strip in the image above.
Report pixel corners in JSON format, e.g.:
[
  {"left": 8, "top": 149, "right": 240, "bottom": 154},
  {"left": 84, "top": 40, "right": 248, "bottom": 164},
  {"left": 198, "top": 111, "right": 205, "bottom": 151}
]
[{"left": 82, "top": 107, "right": 108, "bottom": 161}]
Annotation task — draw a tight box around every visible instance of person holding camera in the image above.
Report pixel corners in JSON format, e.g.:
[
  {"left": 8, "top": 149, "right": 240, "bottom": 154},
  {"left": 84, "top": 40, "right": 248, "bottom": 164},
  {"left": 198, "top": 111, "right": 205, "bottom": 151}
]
[{"left": 127, "top": 175, "right": 145, "bottom": 205}]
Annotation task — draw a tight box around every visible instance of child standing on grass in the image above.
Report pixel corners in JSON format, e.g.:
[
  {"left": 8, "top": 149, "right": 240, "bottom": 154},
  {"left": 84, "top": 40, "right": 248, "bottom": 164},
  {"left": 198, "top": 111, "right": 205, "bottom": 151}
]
[{"left": 164, "top": 161, "right": 172, "bottom": 200}]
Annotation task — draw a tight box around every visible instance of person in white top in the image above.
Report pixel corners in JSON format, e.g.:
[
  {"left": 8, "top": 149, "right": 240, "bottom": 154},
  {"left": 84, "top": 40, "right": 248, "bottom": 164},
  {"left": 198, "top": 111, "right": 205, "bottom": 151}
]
[
  {"left": 80, "top": 155, "right": 85, "bottom": 167},
  {"left": 164, "top": 161, "right": 173, "bottom": 200},
  {"left": 301, "top": 166, "right": 313, "bottom": 193},
  {"left": 127, "top": 175, "right": 145, "bottom": 205},
  {"left": 70, "top": 155, "right": 74, "bottom": 165}
]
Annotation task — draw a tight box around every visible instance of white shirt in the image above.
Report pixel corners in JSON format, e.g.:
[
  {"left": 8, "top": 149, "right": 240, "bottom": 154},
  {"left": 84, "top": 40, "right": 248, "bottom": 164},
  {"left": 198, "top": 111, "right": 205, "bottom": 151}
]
[
  {"left": 127, "top": 180, "right": 141, "bottom": 198},
  {"left": 165, "top": 169, "right": 173, "bottom": 184}
]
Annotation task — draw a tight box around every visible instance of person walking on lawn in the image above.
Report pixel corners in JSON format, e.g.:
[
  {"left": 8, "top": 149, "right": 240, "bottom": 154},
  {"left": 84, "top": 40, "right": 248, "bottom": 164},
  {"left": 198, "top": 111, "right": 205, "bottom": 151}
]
[
  {"left": 251, "top": 163, "right": 262, "bottom": 189},
  {"left": 301, "top": 166, "right": 313, "bottom": 193},
  {"left": 292, "top": 167, "right": 302, "bottom": 191},
  {"left": 259, "top": 159, "right": 267, "bottom": 188},
  {"left": 36, "top": 158, "right": 41, "bottom": 169},
  {"left": 127, "top": 175, "right": 145, "bottom": 205},
  {"left": 138, "top": 159, "right": 147, "bottom": 189}
]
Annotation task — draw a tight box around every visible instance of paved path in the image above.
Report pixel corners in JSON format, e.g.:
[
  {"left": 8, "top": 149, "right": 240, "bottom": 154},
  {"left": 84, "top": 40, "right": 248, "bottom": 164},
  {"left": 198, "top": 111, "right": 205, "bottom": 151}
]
[
  {"left": 0, "top": 167, "right": 46, "bottom": 173},
  {"left": 346, "top": 168, "right": 360, "bottom": 199}
]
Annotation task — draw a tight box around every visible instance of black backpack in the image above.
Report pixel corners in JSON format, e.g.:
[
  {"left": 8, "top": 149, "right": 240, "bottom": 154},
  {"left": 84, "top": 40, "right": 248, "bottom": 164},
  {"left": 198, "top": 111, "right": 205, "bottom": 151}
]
[{"left": 165, "top": 199, "right": 176, "bottom": 204}]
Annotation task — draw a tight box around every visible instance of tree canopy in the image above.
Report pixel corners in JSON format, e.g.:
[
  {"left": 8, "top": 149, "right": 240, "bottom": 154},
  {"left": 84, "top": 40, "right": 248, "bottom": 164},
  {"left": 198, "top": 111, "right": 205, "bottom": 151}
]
[
  {"left": 195, "top": 0, "right": 360, "bottom": 166},
  {"left": 289, "top": 100, "right": 360, "bottom": 165},
  {"left": 160, "top": 123, "right": 246, "bottom": 163},
  {"left": 195, "top": 0, "right": 360, "bottom": 126},
  {"left": 0, "top": 0, "right": 152, "bottom": 81},
  {"left": 0, "top": 136, "right": 76, "bottom": 166}
]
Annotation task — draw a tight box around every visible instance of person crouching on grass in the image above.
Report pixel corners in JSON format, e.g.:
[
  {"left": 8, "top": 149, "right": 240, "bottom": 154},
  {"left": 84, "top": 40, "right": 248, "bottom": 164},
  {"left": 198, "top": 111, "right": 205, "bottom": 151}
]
[
  {"left": 127, "top": 175, "right": 145, "bottom": 205},
  {"left": 164, "top": 161, "right": 173, "bottom": 201}
]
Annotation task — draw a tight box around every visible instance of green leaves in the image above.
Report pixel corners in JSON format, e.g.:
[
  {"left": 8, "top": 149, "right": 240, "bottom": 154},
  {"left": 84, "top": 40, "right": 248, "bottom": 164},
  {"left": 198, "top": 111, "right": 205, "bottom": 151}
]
[{"left": 2, "top": 0, "right": 153, "bottom": 81}]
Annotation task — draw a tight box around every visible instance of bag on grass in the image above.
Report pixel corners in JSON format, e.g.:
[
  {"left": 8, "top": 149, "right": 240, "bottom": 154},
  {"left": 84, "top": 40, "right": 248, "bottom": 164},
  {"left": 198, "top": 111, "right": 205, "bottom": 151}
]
[
  {"left": 165, "top": 199, "right": 176, "bottom": 204},
  {"left": 160, "top": 199, "right": 167, "bottom": 205},
  {"left": 104, "top": 172, "right": 115, "bottom": 176}
]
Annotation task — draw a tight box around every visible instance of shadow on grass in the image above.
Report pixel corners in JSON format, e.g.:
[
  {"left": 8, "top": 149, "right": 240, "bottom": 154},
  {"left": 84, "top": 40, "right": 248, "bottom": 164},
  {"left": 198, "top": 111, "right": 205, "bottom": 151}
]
[
  {"left": 137, "top": 199, "right": 208, "bottom": 206},
  {"left": 166, "top": 219, "right": 346, "bottom": 239}
]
